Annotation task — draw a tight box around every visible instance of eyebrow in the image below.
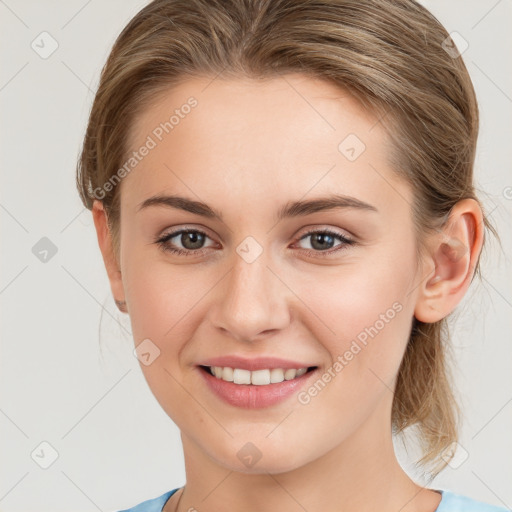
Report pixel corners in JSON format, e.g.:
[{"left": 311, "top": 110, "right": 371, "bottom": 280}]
[{"left": 136, "top": 193, "right": 378, "bottom": 221}]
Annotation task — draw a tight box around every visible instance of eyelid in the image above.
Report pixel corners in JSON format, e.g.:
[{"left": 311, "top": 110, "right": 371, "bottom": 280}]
[
  {"left": 155, "top": 225, "right": 217, "bottom": 247},
  {"left": 295, "top": 224, "right": 355, "bottom": 242},
  {"left": 157, "top": 223, "right": 216, "bottom": 240}
]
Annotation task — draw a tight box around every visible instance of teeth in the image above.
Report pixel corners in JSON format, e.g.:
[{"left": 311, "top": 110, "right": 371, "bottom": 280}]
[
  {"left": 270, "top": 368, "right": 284, "bottom": 383},
  {"left": 233, "top": 368, "right": 251, "bottom": 384},
  {"left": 250, "top": 369, "right": 270, "bottom": 385},
  {"left": 208, "top": 366, "right": 310, "bottom": 385},
  {"left": 284, "top": 369, "right": 296, "bottom": 380},
  {"left": 222, "top": 367, "right": 234, "bottom": 382},
  {"left": 296, "top": 367, "right": 308, "bottom": 377}
]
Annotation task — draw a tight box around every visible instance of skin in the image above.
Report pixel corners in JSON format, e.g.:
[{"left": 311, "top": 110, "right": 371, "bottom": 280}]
[{"left": 92, "top": 74, "right": 483, "bottom": 512}]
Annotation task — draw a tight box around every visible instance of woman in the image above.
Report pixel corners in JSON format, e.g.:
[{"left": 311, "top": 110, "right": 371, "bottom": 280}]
[{"left": 76, "top": 0, "right": 507, "bottom": 511}]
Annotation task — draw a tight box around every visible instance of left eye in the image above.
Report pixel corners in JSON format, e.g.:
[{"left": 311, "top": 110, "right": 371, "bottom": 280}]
[{"left": 294, "top": 229, "right": 355, "bottom": 254}]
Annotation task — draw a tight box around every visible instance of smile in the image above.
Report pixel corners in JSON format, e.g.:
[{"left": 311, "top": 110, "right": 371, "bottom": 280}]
[
  {"left": 203, "top": 365, "right": 316, "bottom": 385},
  {"left": 198, "top": 365, "right": 319, "bottom": 409}
]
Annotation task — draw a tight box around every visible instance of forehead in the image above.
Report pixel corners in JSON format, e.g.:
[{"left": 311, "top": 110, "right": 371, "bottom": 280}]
[{"left": 121, "top": 74, "right": 411, "bottom": 216}]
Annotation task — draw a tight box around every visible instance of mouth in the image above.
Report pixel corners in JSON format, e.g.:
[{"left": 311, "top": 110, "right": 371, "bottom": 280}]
[
  {"left": 197, "top": 363, "right": 319, "bottom": 409},
  {"left": 199, "top": 365, "right": 318, "bottom": 385}
]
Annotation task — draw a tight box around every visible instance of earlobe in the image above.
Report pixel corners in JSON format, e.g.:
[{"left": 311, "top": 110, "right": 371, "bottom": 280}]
[
  {"left": 414, "top": 199, "right": 484, "bottom": 324},
  {"left": 91, "top": 200, "right": 127, "bottom": 313}
]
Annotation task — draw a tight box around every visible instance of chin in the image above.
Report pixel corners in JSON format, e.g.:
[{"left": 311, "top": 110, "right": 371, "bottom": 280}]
[
  {"left": 224, "top": 458, "right": 305, "bottom": 476},
  {"left": 210, "top": 441, "right": 312, "bottom": 475}
]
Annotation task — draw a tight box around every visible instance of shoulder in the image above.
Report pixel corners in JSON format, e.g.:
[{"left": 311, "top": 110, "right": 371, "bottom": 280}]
[
  {"left": 436, "top": 489, "right": 510, "bottom": 512},
  {"left": 115, "top": 488, "right": 180, "bottom": 512}
]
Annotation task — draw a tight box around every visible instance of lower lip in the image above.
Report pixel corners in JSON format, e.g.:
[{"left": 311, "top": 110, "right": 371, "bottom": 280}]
[{"left": 197, "top": 366, "right": 317, "bottom": 409}]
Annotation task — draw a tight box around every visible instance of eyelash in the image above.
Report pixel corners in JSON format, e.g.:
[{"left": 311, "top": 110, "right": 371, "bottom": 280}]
[{"left": 154, "top": 227, "right": 356, "bottom": 259}]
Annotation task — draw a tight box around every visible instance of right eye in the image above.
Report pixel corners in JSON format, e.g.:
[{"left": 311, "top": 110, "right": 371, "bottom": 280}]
[{"left": 155, "top": 228, "right": 217, "bottom": 256}]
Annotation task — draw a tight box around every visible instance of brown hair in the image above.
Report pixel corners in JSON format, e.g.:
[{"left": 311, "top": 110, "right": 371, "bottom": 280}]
[{"left": 76, "top": 0, "right": 498, "bottom": 478}]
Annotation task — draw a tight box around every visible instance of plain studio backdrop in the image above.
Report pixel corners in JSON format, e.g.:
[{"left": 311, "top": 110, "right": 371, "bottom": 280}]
[{"left": 0, "top": 1, "right": 511, "bottom": 511}]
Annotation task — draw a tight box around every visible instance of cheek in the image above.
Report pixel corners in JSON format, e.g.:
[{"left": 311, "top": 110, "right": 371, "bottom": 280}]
[
  {"left": 122, "top": 254, "right": 209, "bottom": 424},
  {"left": 291, "top": 244, "right": 415, "bottom": 383},
  {"left": 288, "top": 263, "right": 413, "bottom": 441},
  {"left": 122, "top": 243, "right": 205, "bottom": 341}
]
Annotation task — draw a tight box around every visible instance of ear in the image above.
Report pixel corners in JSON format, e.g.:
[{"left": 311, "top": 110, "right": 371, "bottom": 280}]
[
  {"left": 414, "top": 198, "right": 484, "bottom": 323},
  {"left": 92, "top": 200, "right": 127, "bottom": 313}
]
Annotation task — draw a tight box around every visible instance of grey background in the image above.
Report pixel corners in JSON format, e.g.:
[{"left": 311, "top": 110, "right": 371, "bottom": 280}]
[{"left": 0, "top": 1, "right": 511, "bottom": 511}]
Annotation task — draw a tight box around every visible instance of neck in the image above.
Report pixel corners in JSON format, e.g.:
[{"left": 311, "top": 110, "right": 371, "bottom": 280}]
[{"left": 169, "top": 396, "right": 441, "bottom": 512}]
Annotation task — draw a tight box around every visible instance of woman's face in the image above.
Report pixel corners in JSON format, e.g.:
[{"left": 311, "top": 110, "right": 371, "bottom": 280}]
[{"left": 112, "top": 74, "right": 428, "bottom": 473}]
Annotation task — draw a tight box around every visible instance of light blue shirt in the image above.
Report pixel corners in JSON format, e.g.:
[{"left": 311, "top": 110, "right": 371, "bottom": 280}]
[{"left": 116, "top": 487, "right": 511, "bottom": 511}]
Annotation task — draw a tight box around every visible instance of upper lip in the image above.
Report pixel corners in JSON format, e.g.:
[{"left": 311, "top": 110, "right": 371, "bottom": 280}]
[{"left": 197, "top": 355, "right": 317, "bottom": 371}]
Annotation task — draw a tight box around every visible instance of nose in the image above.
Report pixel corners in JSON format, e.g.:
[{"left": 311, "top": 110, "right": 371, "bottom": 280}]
[{"left": 208, "top": 249, "right": 291, "bottom": 343}]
